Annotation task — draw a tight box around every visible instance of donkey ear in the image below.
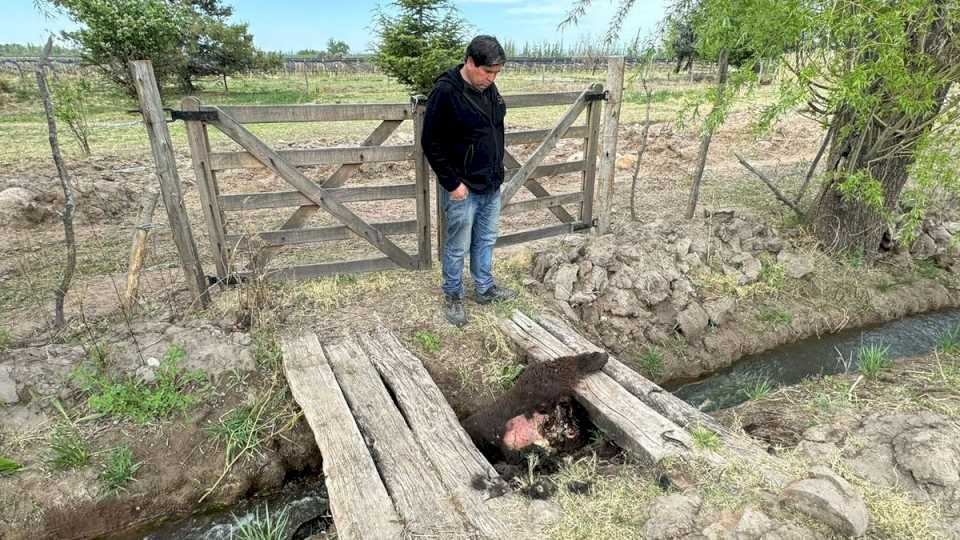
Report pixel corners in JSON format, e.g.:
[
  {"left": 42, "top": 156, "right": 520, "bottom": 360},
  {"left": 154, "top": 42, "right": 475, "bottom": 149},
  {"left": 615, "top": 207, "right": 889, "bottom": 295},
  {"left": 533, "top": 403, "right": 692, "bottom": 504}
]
[{"left": 571, "top": 350, "right": 608, "bottom": 373}]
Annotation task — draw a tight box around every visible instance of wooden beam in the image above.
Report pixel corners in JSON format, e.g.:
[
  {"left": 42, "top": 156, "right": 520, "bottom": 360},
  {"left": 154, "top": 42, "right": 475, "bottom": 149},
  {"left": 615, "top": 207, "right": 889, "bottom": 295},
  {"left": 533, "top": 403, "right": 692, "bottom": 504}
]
[
  {"left": 500, "top": 87, "right": 593, "bottom": 206},
  {"left": 412, "top": 96, "right": 432, "bottom": 270},
  {"left": 508, "top": 160, "right": 587, "bottom": 179},
  {"left": 596, "top": 57, "right": 625, "bottom": 234},
  {"left": 505, "top": 125, "right": 588, "bottom": 145},
  {"left": 209, "top": 144, "right": 414, "bottom": 171},
  {"left": 207, "top": 103, "right": 413, "bottom": 123},
  {"left": 360, "top": 330, "right": 512, "bottom": 539},
  {"left": 129, "top": 60, "right": 209, "bottom": 306},
  {"left": 256, "top": 120, "right": 402, "bottom": 269},
  {"left": 580, "top": 98, "right": 603, "bottom": 225},
  {"left": 504, "top": 151, "right": 576, "bottom": 224},
  {"left": 210, "top": 108, "right": 418, "bottom": 271},
  {"left": 502, "top": 192, "right": 583, "bottom": 216},
  {"left": 225, "top": 220, "right": 417, "bottom": 248},
  {"left": 495, "top": 223, "right": 578, "bottom": 248},
  {"left": 244, "top": 257, "right": 400, "bottom": 281},
  {"left": 280, "top": 334, "right": 404, "bottom": 540},
  {"left": 219, "top": 184, "right": 416, "bottom": 211},
  {"left": 324, "top": 337, "right": 471, "bottom": 534},
  {"left": 183, "top": 97, "right": 228, "bottom": 279},
  {"left": 503, "top": 91, "right": 601, "bottom": 108}
]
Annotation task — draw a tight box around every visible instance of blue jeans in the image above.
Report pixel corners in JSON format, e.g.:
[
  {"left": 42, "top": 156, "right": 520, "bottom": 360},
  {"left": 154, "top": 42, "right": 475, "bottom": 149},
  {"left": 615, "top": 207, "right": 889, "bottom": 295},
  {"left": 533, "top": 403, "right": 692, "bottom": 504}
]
[{"left": 440, "top": 188, "right": 501, "bottom": 298}]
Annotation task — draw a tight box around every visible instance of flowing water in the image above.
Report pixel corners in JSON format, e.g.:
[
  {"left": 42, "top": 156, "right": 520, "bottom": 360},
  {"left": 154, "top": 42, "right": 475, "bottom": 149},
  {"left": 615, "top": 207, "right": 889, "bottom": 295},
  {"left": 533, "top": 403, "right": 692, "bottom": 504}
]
[{"left": 672, "top": 309, "right": 960, "bottom": 411}]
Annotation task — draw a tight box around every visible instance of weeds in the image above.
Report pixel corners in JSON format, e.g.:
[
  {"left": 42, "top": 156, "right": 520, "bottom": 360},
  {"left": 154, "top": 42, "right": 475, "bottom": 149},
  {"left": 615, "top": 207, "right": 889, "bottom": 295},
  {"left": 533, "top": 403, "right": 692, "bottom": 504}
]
[
  {"left": 0, "top": 456, "right": 21, "bottom": 475},
  {"left": 207, "top": 404, "right": 270, "bottom": 462},
  {"left": 690, "top": 425, "right": 721, "bottom": 450},
  {"left": 414, "top": 330, "right": 441, "bottom": 353},
  {"left": 73, "top": 343, "right": 207, "bottom": 424},
  {"left": 251, "top": 329, "right": 282, "bottom": 371},
  {"left": 49, "top": 425, "right": 90, "bottom": 470},
  {"left": 857, "top": 343, "right": 892, "bottom": 378},
  {"left": 233, "top": 503, "right": 289, "bottom": 540},
  {"left": 638, "top": 346, "right": 664, "bottom": 378},
  {"left": 99, "top": 445, "right": 140, "bottom": 494},
  {"left": 915, "top": 259, "right": 941, "bottom": 280},
  {"left": 0, "top": 327, "right": 11, "bottom": 351},
  {"left": 758, "top": 307, "right": 793, "bottom": 326},
  {"left": 741, "top": 377, "right": 772, "bottom": 401},
  {"left": 936, "top": 325, "right": 960, "bottom": 356}
]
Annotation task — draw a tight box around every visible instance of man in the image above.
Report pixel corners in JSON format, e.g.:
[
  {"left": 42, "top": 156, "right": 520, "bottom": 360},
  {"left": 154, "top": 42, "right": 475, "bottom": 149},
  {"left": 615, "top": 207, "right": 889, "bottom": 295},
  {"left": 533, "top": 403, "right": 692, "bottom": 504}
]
[{"left": 422, "top": 35, "right": 518, "bottom": 327}]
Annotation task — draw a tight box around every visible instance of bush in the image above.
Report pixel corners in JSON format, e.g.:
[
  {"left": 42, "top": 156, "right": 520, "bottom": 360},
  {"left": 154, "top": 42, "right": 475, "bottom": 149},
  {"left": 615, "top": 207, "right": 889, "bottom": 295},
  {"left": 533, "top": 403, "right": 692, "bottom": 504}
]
[{"left": 53, "top": 78, "right": 93, "bottom": 155}]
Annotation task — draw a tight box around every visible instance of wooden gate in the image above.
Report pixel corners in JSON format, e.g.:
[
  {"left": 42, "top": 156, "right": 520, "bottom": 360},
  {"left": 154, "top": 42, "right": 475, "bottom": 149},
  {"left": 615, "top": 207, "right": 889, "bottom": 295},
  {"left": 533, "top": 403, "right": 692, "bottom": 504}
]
[{"left": 182, "top": 86, "right": 610, "bottom": 282}]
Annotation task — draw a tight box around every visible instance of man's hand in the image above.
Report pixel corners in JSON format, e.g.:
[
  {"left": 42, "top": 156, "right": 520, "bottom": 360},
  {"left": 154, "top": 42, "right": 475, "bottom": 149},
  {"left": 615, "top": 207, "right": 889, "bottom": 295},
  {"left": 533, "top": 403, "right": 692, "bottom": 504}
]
[{"left": 451, "top": 183, "right": 468, "bottom": 201}]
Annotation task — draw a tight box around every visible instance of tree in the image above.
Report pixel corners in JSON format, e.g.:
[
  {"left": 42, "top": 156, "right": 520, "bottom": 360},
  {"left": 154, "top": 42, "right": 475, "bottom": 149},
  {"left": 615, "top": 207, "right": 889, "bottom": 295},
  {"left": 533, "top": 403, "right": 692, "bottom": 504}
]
[
  {"left": 373, "top": 0, "right": 467, "bottom": 95},
  {"left": 326, "top": 38, "right": 350, "bottom": 57},
  {"left": 183, "top": 19, "right": 259, "bottom": 92},
  {"left": 568, "top": 0, "right": 960, "bottom": 258}
]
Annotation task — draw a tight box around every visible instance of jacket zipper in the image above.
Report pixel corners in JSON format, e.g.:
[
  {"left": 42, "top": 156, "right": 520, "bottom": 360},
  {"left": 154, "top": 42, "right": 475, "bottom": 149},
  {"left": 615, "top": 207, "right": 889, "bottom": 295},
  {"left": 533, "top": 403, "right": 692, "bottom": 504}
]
[{"left": 461, "top": 87, "right": 504, "bottom": 183}]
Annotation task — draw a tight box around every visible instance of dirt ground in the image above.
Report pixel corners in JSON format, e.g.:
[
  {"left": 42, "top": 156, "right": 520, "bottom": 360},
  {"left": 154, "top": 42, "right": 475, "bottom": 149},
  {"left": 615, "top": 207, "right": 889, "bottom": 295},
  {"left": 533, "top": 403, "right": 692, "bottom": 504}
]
[{"left": 2, "top": 70, "right": 960, "bottom": 538}]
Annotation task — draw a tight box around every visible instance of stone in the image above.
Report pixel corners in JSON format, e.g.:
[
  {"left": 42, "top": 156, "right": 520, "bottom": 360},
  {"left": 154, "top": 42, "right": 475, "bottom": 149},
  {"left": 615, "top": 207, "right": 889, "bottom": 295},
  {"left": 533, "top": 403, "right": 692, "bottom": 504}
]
[
  {"left": 0, "top": 187, "right": 43, "bottom": 225},
  {"left": 676, "top": 302, "right": 710, "bottom": 339},
  {"left": 704, "top": 297, "right": 736, "bottom": 326},
  {"left": 911, "top": 233, "right": 938, "bottom": 259},
  {"left": 642, "top": 493, "right": 703, "bottom": 540},
  {"left": 568, "top": 291, "right": 597, "bottom": 306},
  {"left": 553, "top": 264, "right": 579, "bottom": 302},
  {"left": 892, "top": 427, "right": 960, "bottom": 488},
  {"left": 779, "top": 466, "right": 868, "bottom": 537},
  {"left": 777, "top": 252, "right": 814, "bottom": 279},
  {"left": 929, "top": 224, "right": 952, "bottom": 245},
  {"left": 704, "top": 208, "right": 736, "bottom": 223},
  {"left": 588, "top": 266, "right": 608, "bottom": 294},
  {"left": 635, "top": 271, "right": 671, "bottom": 305},
  {"left": 616, "top": 153, "right": 638, "bottom": 170},
  {"left": 599, "top": 288, "right": 641, "bottom": 317},
  {"left": 676, "top": 238, "right": 693, "bottom": 258},
  {"left": 734, "top": 507, "right": 775, "bottom": 538},
  {"left": 0, "top": 364, "right": 19, "bottom": 404}
]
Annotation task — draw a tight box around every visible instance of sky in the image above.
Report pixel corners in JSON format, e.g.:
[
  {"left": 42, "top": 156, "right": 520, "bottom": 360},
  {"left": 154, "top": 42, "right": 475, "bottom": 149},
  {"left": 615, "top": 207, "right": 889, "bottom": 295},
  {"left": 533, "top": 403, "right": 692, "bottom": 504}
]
[{"left": 3, "top": 0, "right": 669, "bottom": 54}]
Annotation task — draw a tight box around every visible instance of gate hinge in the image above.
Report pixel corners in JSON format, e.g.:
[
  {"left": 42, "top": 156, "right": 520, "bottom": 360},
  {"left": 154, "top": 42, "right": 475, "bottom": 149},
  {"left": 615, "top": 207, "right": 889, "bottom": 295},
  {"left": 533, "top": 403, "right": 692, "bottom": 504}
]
[
  {"left": 169, "top": 108, "right": 219, "bottom": 122},
  {"left": 585, "top": 91, "right": 608, "bottom": 102}
]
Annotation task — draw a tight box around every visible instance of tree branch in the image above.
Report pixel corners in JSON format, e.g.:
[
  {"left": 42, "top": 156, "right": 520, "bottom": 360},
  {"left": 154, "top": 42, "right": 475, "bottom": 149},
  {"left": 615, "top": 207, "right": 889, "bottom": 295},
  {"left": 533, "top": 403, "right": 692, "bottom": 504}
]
[{"left": 734, "top": 152, "right": 805, "bottom": 218}]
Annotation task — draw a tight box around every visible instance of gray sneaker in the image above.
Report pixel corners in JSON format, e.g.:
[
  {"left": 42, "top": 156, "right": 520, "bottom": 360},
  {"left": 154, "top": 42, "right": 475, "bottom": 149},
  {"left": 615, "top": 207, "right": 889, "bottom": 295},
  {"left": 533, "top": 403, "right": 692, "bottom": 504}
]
[
  {"left": 476, "top": 285, "right": 518, "bottom": 305},
  {"left": 445, "top": 294, "right": 467, "bottom": 327}
]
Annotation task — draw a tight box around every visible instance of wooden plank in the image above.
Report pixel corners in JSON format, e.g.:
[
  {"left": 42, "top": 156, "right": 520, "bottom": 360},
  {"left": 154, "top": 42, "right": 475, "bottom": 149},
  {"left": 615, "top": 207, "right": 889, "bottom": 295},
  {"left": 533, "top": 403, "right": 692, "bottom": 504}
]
[
  {"left": 580, "top": 98, "right": 603, "bottom": 225},
  {"left": 129, "top": 61, "right": 209, "bottom": 306},
  {"left": 505, "top": 125, "right": 588, "bottom": 145},
  {"left": 503, "top": 152, "right": 576, "bottom": 224},
  {"left": 207, "top": 103, "right": 413, "bottom": 123},
  {"left": 324, "top": 337, "right": 470, "bottom": 535},
  {"left": 502, "top": 192, "right": 583, "bottom": 216},
  {"left": 256, "top": 120, "right": 402, "bottom": 269},
  {"left": 249, "top": 257, "right": 400, "bottom": 281},
  {"left": 507, "top": 310, "right": 693, "bottom": 465},
  {"left": 412, "top": 96, "right": 431, "bottom": 270},
  {"left": 211, "top": 108, "right": 419, "bottom": 271},
  {"left": 208, "top": 144, "right": 414, "bottom": 171},
  {"left": 225, "top": 220, "right": 417, "bottom": 248},
  {"left": 361, "top": 330, "right": 511, "bottom": 539},
  {"left": 503, "top": 91, "right": 599, "bottom": 108},
  {"left": 533, "top": 313, "right": 789, "bottom": 488},
  {"left": 512, "top": 160, "right": 587, "bottom": 180},
  {"left": 596, "top": 57, "right": 625, "bottom": 234},
  {"left": 495, "top": 223, "right": 577, "bottom": 248},
  {"left": 280, "top": 334, "right": 404, "bottom": 540},
  {"left": 500, "top": 87, "right": 592, "bottom": 206},
  {"left": 183, "top": 97, "right": 229, "bottom": 279},
  {"left": 220, "top": 184, "right": 417, "bottom": 211}
]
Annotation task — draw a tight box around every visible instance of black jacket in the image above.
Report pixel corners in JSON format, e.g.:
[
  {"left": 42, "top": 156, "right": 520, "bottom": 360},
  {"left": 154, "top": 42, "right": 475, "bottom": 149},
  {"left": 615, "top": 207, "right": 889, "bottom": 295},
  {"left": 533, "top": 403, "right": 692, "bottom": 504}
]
[{"left": 421, "top": 65, "right": 506, "bottom": 194}]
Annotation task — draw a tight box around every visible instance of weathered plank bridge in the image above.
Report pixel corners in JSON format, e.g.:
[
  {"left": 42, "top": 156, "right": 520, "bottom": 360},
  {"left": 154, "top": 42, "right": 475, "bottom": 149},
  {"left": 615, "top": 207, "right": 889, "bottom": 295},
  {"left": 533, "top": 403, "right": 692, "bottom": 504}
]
[{"left": 281, "top": 313, "right": 787, "bottom": 538}]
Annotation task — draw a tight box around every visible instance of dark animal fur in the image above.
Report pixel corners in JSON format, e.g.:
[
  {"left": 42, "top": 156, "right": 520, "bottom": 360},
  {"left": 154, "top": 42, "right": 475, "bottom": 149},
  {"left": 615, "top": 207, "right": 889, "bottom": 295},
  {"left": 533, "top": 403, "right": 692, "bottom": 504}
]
[{"left": 462, "top": 351, "right": 608, "bottom": 462}]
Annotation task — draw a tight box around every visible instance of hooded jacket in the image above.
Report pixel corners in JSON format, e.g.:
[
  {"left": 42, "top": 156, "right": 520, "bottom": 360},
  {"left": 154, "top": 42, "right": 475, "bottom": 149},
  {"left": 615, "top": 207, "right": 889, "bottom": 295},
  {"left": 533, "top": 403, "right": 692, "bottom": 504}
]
[{"left": 421, "top": 65, "right": 507, "bottom": 194}]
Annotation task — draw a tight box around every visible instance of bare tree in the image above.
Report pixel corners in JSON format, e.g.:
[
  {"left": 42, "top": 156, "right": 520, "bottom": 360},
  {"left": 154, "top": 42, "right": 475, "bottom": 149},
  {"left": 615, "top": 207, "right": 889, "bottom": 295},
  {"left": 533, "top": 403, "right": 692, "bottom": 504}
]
[
  {"left": 685, "top": 48, "right": 728, "bottom": 218},
  {"left": 630, "top": 49, "right": 655, "bottom": 221},
  {"left": 35, "top": 36, "right": 77, "bottom": 329}
]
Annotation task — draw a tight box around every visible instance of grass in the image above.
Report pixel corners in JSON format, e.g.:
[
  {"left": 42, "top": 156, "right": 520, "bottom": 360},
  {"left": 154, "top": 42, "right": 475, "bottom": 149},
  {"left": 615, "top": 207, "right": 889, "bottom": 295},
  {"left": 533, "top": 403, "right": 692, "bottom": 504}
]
[
  {"left": 936, "top": 325, "right": 960, "bottom": 356},
  {"left": 758, "top": 307, "right": 793, "bottom": 326},
  {"left": 0, "top": 456, "right": 22, "bottom": 475},
  {"left": 637, "top": 346, "right": 664, "bottom": 378},
  {"left": 72, "top": 343, "right": 208, "bottom": 424},
  {"left": 741, "top": 377, "right": 773, "bottom": 401},
  {"left": 251, "top": 329, "right": 283, "bottom": 371},
  {"left": 857, "top": 343, "right": 892, "bottom": 378},
  {"left": 233, "top": 503, "right": 290, "bottom": 540},
  {"left": 48, "top": 425, "right": 91, "bottom": 470},
  {"left": 690, "top": 425, "right": 721, "bottom": 450},
  {"left": 0, "top": 327, "right": 11, "bottom": 351},
  {"left": 413, "top": 330, "right": 441, "bottom": 353},
  {"left": 207, "top": 404, "right": 270, "bottom": 462},
  {"left": 98, "top": 445, "right": 140, "bottom": 494}
]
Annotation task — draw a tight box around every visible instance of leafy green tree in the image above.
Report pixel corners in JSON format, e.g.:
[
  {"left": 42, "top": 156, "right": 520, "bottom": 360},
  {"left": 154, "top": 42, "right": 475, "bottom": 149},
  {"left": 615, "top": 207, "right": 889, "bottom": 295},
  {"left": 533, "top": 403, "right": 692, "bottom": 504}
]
[
  {"left": 326, "top": 38, "right": 350, "bottom": 57},
  {"left": 183, "top": 19, "right": 258, "bottom": 92},
  {"left": 373, "top": 0, "right": 467, "bottom": 95},
  {"left": 52, "top": 78, "right": 93, "bottom": 155}
]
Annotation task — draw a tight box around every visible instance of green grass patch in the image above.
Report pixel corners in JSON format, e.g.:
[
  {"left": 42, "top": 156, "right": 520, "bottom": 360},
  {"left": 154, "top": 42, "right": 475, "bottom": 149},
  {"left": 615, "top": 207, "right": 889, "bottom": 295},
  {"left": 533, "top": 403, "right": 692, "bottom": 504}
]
[
  {"left": 936, "top": 325, "right": 960, "bottom": 356},
  {"left": 251, "top": 330, "right": 282, "bottom": 371},
  {"left": 758, "top": 307, "right": 793, "bottom": 326},
  {"left": 207, "top": 404, "right": 271, "bottom": 462},
  {"left": 234, "top": 503, "right": 290, "bottom": 540},
  {"left": 73, "top": 343, "right": 207, "bottom": 424},
  {"left": 741, "top": 377, "right": 773, "bottom": 401},
  {"left": 48, "top": 425, "right": 91, "bottom": 470},
  {"left": 0, "top": 456, "right": 22, "bottom": 475},
  {"left": 99, "top": 445, "right": 140, "bottom": 494},
  {"left": 690, "top": 425, "right": 721, "bottom": 450},
  {"left": 413, "top": 330, "right": 441, "bottom": 353},
  {"left": 915, "top": 259, "right": 941, "bottom": 280},
  {"left": 0, "top": 327, "right": 11, "bottom": 351},
  {"left": 637, "top": 346, "right": 664, "bottom": 378},
  {"left": 857, "top": 343, "right": 892, "bottom": 378}
]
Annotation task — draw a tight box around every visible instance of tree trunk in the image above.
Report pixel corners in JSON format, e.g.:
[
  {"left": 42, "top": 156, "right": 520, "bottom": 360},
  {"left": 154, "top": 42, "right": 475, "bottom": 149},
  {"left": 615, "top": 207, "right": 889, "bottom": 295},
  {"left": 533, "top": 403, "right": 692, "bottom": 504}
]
[
  {"left": 685, "top": 49, "right": 729, "bottom": 219},
  {"left": 811, "top": 10, "right": 957, "bottom": 257}
]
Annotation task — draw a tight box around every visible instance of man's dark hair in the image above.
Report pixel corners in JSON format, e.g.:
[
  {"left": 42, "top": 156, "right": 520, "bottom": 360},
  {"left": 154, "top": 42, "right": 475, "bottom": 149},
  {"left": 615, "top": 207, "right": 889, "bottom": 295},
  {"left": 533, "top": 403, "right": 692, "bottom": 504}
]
[{"left": 465, "top": 35, "right": 506, "bottom": 67}]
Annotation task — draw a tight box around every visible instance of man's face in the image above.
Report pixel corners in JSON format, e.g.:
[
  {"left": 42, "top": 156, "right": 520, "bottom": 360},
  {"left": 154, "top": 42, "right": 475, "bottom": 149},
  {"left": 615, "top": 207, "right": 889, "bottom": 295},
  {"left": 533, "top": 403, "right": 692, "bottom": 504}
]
[{"left": 463, "top": 57, "right": 502, "bottom": 90}]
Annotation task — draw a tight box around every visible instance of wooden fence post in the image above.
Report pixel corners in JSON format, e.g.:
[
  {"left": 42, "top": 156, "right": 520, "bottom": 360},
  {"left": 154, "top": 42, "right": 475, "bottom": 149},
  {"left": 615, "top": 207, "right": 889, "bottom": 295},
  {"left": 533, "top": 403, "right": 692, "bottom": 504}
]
[
  {"left": 130, "top": 60, "right": 210, "bottom": 307},
  {"left": 580, "top": 94, "right": 603, "bottom": 225},
  {"left": 595, "top": 56, "right": 625, "bottom": 234},
  {"left": 183, "top": 96, "right": 229, "bottom": 280},
  {"left": 412, "top": 95, "right": 432, "bottom": 270}
]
